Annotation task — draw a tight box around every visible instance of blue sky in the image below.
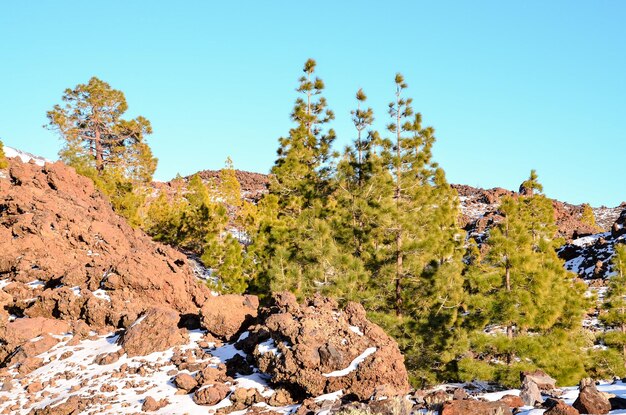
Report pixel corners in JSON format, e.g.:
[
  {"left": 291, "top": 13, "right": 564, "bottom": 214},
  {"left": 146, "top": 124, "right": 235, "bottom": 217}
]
[{"left": 1, "top": 1, "right": 624, "bottom": 206}]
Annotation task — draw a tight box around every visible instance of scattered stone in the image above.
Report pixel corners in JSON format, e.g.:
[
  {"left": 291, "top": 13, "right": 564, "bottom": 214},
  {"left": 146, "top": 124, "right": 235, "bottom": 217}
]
[
  {"left": 142, "top": 396, "right": 169, "bottom": 412},
  {"left": 521, "top": 370, "right": 557, "bottom": 391},
  {"left": 520, "top": 377, "right": 543, "bottom": 406},
  {"left": 452, "top": 388, "right": 468, "bottom": 400},
  {"left": 573, "top": 378, "right": 611, "bottom": 415},
  {"left": 173, "top": 373, "right": 197, "bottom": 393},
  {"left": 441, "top": 400, "right": 512, "bottom": 415},
  {"left": 544, "top": 400, "right": 580, "bottom": 415},
  {"left": 499, "top": 394, "right": 524, "bottom": 408},
  {"left": 193, "top": 383, "right": 231, "bottom": 406}
]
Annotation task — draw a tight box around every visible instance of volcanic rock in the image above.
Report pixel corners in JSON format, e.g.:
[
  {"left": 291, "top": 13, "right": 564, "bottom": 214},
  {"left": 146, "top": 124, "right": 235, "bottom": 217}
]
[
  {"left": 499, "top": 394, "right": 524, "bottom": 408},
  {"left": 521, "top": 369, "right": 557, "bottom": 391},
  {"left": 0, "top": 156, "right": 211, "bottom": 330},
  {"left": 573, "top": 378, "right": 611, "bottom": 415},
  {"left": 520, "top": 377, "right": 543, "bottom": 406},
  {"left": 200, "top": 294, "right": 258, "bottom": 341},
  {"left": 544, "top": 400, "right": 580, "bottom": 415},
  {"left": 142, "top": 396, "right": 169, "bottom": 412},
  {"left": 193, "top": 383, "right": 231, "bottom": 406},
  {"left": 441, "top": 400, "right": 512, "bottom": 415},
  {"left": 173, "top": 373, "right": 198, "bottom": 392},
  {"left": 239, "top": 292, "right": 410, "bottom": 400},
  {"left": 118, "top": 307, "right": 188, "bottom": 357}
]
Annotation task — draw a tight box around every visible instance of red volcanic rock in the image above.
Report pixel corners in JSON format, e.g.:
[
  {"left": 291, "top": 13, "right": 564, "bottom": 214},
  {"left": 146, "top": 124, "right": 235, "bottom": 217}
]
[
  {"left": 0, "top": 156, "right": 211, "bottom": 331},
  {"left": 441, "top": 400, "right": 512, "bottom": 415},
  {"left": 118, "top": 307, "right": 188, "bottom": 357},
  {"left": 200, "top": 294, "right": 258, "bottom": 341},
  {"left": 238, "top": 292, "right": 410, "bottom": 401}
]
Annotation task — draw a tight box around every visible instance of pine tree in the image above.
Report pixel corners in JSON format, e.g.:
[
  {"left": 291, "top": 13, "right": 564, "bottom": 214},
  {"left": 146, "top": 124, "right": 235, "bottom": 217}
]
[
  {"left": 0, "top": 140, "right": 8, "bottom": 169},
  {"left": 462, "top": 171, "right": 588, "bottom": 386},
  {"left": 581, "top": 203, "right": 601, "bottom": 232},
  {"left": 248, "top": 59, "right": 337, "bottom": 298},
  {"left": 352, "top": 74, "right": 466, "bottom": 386},
  {"left": 600, "top": 244, "right": 626, "bottom": 367},
  {"left": 45, "top": 77, "right": 157, "bottom": 226},
  {"left": 331, "top": 89, "right": 392, "bottom": 303},
  {"left": 219, "top": 157, "right": 242, "bottom": 209},
  {"left": 179, "top": 174, "right": 228, "bottom": 254}
]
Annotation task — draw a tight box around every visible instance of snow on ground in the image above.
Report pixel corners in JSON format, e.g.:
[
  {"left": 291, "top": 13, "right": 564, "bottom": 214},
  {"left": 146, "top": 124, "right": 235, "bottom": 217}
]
[
  {"left": 3, "top": 146, "right": 50, "bottom": 166},
  {"left": 0, "top": 330, "right": 302, "bottom": 415},
  {"left": 477, "top": 381, "right": 626, "bottom": 414}
]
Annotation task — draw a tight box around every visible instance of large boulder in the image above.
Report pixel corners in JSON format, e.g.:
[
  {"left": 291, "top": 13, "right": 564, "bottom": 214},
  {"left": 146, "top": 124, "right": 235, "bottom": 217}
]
[
  {"left": 520, "top": 377, "right": 543, "bottom": 406},
  {"left": 521, "top": 369, "right": 557, "bottom": 391},
  {"left": 236, "top": 292, "right": 410, "bottom": 400},
  {"left": 118, "top": 307, "right": 188, "bottom": 357},
  {"left": 573, "top": 378, "right": 611, "bottom": 415},
  {"left": 200, "top": 294, "right": 258, "bottom": 341}
]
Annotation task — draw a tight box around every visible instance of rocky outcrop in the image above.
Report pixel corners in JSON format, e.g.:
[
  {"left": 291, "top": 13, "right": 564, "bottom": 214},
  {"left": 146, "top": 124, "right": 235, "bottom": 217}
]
[
  {"left": 236, "top": 292, "right": 410, "bottom": 400},
  {"left": 0, "top": 156, "right": 211, "bottom": 331},
  {"left": 200, "top": 294, "right": 258, "bottom": 341},
  {"left": 573, "top": 378, "right": 611, "bottom": 415},
  {"left": 118, "top": 307, "right": 188, "bottom": 357}
]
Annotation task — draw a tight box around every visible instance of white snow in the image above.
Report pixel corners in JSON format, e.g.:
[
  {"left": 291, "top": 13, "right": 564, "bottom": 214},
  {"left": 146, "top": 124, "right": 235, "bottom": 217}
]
[
  {"left": 93, "top": 289, "right": 111, "bottom": 302},
  {"left": 70, "top": 286, "right": 81, "bottom": 297},
  {"left": 26, "top": 280, "right": 45, "bottom": 289},
  {"left": 130, "top": 314, "right": 147, "bottom": 328},
  {"left": 0, "top": 330, "right": 293, "bottom": 415},
  {"left": 3, "top": 146, "right": 50, "bottom": 166},
  {"left": 0, "top": 279, "right": 11, "bottom": 290},
  {"left": 314, "top": 390, "right": 343, "bottom": 402},
  {"left": 322, "top": 347, "right": 377, "bottom": 377},
  {"left": 571, "top": 232, "right": 611, "bottom": 247},
  {"left": 257, "top": 339, "right": 280, "bottom": 356},
  {"left": 348, "top": 325, "right": 364, "bottom": 336}
]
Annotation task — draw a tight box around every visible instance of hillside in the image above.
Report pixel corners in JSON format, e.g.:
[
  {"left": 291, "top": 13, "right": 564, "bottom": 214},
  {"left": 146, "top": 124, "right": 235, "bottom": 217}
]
[{"left": 0, "top": 153, "right": 409, "bottom": 414}]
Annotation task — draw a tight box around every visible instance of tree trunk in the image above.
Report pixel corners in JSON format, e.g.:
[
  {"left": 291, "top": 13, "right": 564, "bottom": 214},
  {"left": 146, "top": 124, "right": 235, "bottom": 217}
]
[
  {"left": 395, "top": 231, "right": 402, "bottom": 316},
  {"left": 95, "top": 128, "right": 104, "bottom": 173},
  {"left": 622, "top": 323, "right": 626, "bottom": 368},
  {"left": 394, "top": 93, "right": 402, "bottom": 317},
  {"left": 505, "top": 264, "right": 513, "bottom": 339}
]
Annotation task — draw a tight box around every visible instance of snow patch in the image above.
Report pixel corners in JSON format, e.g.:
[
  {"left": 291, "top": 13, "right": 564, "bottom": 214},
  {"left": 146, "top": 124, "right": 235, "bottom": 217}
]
[
  {"left": 349, "top": 325, "right": 364, "bottom": 336},
  {"left": 322, "top": 347, "right": 377, "bottom": 377},
  {"left": 4, "top": 146, "right": 50, "bottom": 166}
]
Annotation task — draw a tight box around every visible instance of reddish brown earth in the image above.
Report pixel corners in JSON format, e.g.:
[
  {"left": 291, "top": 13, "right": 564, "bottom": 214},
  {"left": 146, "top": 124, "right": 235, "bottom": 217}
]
[{"left": 0, "top": 156, "right": 212, "bottom": 368}]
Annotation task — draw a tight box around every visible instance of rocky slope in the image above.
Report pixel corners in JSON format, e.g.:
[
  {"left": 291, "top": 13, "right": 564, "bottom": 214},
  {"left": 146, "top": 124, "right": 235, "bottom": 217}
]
[{"left": 0, "top": 153, "right": 410, "bottom": 414}]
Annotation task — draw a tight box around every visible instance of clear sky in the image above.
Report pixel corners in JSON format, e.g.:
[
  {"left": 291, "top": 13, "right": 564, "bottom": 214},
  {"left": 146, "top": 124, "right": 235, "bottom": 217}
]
[{"left": 1, "top": 1, "right": 624, "bottom": 206}]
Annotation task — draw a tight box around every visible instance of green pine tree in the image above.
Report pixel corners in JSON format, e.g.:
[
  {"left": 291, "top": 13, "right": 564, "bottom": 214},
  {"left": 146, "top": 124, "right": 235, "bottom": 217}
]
[
  {"left": 219, "top": 157, "right": 242, "bottom": 209},
  {"left": 45, "top": 77, "right": 157, "bottom": 226},
  {"left": 248, "top": 59, "right": 337, "bottom": 298},
  {"left": 600, "top": 244, "right": 626, "bottom": 367},
  {"left": 581, "top": 203, "right": 601, "bottom": 232},
  {"left": 462, "top": 171, "right": 588, "bottom": 387},
  {"left": 0, "top": 140, "right": 8, "bottom": 169}
]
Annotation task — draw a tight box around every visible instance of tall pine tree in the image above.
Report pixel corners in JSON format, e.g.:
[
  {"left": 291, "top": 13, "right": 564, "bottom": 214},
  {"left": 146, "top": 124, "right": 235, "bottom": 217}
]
[
  {"left": 462, "top": 171, "right": 588, "bottom": 386},
  {"left": 248, "top": 59, "right": 338, "bottom": 298}
]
